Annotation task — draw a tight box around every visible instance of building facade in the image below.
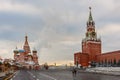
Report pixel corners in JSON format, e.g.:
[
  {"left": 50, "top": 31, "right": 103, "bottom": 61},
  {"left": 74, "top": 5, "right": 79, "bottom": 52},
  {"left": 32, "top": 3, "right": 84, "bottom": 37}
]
[
  {"left": 74, "top": 7, "right": 120, "bottom": 67},
  {"left": 13, "top": 35, "right": 39, "bottom": 69}
]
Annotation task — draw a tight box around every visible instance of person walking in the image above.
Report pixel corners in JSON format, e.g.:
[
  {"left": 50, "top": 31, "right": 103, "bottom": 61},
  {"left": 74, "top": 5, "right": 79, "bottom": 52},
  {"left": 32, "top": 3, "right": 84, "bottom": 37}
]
[{"left": 72, "top": 68, "right": 77, "bottom": 77}]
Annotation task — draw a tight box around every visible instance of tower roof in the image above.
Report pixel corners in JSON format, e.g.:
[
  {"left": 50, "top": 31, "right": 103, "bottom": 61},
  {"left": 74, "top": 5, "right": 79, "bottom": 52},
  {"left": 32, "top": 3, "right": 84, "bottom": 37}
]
[
  {"left": 23, "top": 35, "right": 31, "bottom": 53},
  {"left": 24, "top": 35, "right": 29, "bottom": 46},
  {"left": 83, "top": 7, "right": 100, "bottom": 42},
  {"left": 88, "top": 7, "right": 94, "bottom": 22}
]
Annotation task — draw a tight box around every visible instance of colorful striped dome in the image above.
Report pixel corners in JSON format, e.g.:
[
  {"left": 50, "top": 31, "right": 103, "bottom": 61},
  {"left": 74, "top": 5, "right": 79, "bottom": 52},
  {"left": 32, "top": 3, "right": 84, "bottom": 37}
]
[{"left": 19, "top": 49, "right": 25, "bottom": 53}]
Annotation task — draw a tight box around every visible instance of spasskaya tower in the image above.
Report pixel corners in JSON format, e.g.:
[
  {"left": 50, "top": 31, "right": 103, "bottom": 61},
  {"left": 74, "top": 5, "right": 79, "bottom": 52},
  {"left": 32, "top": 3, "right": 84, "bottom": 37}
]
[{"left": 82, "top": 7, "right": 101, "bottom": 62}]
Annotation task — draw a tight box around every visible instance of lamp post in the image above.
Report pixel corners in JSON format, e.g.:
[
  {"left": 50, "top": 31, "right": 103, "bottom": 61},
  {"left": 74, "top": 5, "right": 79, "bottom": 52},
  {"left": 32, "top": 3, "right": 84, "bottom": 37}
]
[
  {"left": 76, "top": 61, "right": 78, "bottom": 68},
  {"left": 76, "top": 56, "right": 78, "bottom": 68}
]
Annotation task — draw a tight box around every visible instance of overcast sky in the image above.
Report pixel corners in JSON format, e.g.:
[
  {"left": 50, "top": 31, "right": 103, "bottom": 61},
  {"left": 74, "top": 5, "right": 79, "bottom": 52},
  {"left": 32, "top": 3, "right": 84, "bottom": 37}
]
[{"left": 0, "top": 0, "right": 120, "bottom": 65}]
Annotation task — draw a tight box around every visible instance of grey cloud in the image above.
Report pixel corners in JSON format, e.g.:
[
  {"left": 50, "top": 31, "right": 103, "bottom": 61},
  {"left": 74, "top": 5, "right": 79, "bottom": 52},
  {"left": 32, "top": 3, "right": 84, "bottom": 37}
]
[{"left": 0, "top": 0, "right": 119, "bottom": 64}]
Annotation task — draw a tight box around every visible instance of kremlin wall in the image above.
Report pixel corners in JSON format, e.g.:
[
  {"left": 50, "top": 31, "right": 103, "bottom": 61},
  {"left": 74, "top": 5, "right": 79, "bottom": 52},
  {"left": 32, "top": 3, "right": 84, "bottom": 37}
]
[{"left": 74, "top": 7, "right": 120, "bottom": 67}]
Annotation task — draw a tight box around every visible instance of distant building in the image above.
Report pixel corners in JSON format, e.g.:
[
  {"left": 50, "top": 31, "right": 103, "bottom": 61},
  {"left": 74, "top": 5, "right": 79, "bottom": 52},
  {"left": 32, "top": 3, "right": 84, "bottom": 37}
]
[
  {"left": 13, "top": 35, "right": 39, "bottom": 69},
  {"left": 74, "top": 7, "right": 120, "bottom": 67}
]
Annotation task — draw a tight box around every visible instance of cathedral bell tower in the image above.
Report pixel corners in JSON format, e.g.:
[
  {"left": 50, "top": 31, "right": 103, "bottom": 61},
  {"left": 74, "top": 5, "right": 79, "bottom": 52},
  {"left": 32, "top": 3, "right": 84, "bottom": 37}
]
[{"left": 82, "top": 7, "right": 101, "bottom": 62}]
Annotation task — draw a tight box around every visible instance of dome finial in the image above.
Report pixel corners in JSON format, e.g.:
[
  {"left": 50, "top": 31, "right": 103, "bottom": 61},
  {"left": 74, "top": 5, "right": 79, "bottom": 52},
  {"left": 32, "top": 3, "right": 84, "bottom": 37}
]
[{"left": 89, "top": 6, "right": 91, "bottom": 10}]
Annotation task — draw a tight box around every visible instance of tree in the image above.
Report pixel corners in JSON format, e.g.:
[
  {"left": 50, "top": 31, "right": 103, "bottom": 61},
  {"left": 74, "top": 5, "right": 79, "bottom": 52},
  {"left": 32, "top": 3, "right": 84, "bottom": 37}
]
[
  {"left": 105, "top": 59, "right": 107, "bottom": 67},
  {"left": 44, "top": 63, "right": 49, "bottom": 70},
  {"left": 110, "top": 59, "right": 113, "bottom": 66},
  {"left": 90, "top": 61, "right": 96, "bottom": 67},
  {"left": 101, "top": 60, "right": 104, "bottom": 66},
  {"left": 108, "top": 60, "right": 111, "bottom": 67},
  {"left": 0, "top": 62, "right": 3, "bottom": 72},
  {"left": 117, "top": 60, "right": 120, "bottom": 67},
  {"left": 113, "top": 59, "right": 116, "bottom": 67}
]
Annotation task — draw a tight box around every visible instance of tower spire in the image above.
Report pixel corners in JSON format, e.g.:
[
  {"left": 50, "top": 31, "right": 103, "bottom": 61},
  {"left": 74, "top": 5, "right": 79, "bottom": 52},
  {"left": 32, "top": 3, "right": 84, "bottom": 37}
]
[
  {"left": 25, "top": 35, "right": 29, "bottom": 46},
  {"left": 87, "top": 7, "right": 95, "bottom": 27},
  {"left": 88, "top": 7, "right": 93, "bottom": 22},
  {"left": 84, "top": 7, "right": 97, "bottom": 41},
  {"left": 23, "top": 35, "right": 31, "bottom": 53}
]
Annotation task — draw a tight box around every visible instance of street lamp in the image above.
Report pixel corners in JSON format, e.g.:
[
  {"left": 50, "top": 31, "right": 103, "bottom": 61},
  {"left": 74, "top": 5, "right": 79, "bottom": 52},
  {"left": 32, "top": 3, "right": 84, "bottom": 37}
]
[{"left": 76, "top": 61, "right": 78, "bottom": 68}]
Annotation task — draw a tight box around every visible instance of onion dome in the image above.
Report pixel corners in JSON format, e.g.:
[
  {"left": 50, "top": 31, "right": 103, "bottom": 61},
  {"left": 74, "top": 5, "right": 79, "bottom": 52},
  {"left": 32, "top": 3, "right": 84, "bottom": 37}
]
[
  {"left": 19, "top": 49, "right": 25, "bottom": 53},
  {"left": 13, "top": 47, "right": 19, "bottom": 54},
  {"left": 32, "top": 48, "right": 37, "bottom": 53}
]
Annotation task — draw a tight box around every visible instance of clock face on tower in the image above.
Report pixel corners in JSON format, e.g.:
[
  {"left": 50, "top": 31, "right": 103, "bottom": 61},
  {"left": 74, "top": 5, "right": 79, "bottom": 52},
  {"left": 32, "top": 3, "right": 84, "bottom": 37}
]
[{"left": 92, "top": 32, "right": 96, "bottom": 37}]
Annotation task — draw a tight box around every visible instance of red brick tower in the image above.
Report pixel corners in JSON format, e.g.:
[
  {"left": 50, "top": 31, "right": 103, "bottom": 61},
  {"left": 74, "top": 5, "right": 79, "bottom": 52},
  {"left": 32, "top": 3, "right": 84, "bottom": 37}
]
[
  {"left": 23, "top": 35, "right": 31, "bottom": 54},
  {"left": 82, "top": 7, "right": 101, "bottom": 62},
  {"left": 32, "top": 48, "right": 39, "bottom": 65}
]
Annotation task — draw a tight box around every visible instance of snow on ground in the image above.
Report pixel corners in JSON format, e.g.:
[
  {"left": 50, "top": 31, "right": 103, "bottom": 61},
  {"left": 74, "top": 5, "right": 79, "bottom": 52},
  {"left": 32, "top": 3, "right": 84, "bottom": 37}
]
[
  {"left": 86, "top": 67, "right": 120, "bottom": 76},
  {"left": 86, "top": 67, "right": 120, "bottom": 72}
]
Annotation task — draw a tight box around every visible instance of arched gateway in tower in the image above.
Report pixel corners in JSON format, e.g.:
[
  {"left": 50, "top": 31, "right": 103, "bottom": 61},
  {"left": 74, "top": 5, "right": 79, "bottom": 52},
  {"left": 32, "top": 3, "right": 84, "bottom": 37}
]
[{"left": 13, "top": 35, "right": 39, "bottom": 69}]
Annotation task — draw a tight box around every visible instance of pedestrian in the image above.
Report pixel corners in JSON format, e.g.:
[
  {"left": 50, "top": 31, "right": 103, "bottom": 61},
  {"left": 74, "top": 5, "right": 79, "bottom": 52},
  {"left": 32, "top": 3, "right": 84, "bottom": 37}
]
[{"left": 72, "top": 68, "right": 77, "bottom": 77}]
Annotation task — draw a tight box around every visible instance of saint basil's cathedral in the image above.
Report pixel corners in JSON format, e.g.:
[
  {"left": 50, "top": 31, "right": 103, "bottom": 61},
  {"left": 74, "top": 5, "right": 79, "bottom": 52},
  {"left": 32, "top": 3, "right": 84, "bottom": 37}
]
[
  {"left": 13, "top": 35, "right": 39, "bottom": 69},
  {"left": 74, "top": 7, "right": 120, "bottom": 67}
]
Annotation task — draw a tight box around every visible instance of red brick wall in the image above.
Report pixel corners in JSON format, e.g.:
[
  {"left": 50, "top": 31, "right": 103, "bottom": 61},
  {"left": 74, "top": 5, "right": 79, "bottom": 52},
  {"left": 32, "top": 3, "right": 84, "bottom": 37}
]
[
  {"left": 80, "top": 53, "right": 89, "bottom": 66},
  {"left": 97, "top": 50, "right": 120, "bottom": 63},
  {"left": 82, "top": 41, "right": 101, "bottom": 61},
  {"left": 74, "top": 52, "right": 81, "bottom": 65},
  {"left": 74, "top": 52, "right": 89, "bottom": 67}
]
